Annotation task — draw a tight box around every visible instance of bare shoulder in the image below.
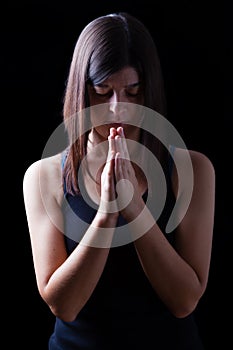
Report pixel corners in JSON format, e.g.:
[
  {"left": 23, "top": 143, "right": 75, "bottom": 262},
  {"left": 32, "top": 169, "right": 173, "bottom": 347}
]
[
  {"left": 172, "top": 147, "right": 215, "bottom": 191},
  {"left": 23, "top": 153, "right": 62, "bottom": 183},
  {"left": 23, "top": 153, "right": 63, "bottom": 205},
  {"left": 176, "top": 148, "right": 215, "bottom": 175}
]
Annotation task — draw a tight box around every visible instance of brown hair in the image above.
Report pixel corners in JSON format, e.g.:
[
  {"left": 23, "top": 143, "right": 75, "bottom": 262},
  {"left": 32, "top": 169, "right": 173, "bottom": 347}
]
[{"left": 63, "top": 12, "right": 167, "bottom": 194}]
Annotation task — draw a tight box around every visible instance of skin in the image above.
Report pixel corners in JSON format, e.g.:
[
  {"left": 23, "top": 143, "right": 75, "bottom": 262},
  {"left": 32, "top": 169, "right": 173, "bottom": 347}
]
[{"left": 23, "top": 66, "right": 215, "bottom": 322}]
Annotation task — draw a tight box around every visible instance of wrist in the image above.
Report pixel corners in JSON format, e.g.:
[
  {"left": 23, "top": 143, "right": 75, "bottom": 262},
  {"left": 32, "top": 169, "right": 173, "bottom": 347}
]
[
  {"left": 127, "top": 204, "right": 155, "bottom": 240},
  {"left": 95, "top": 211, "right": 119, "bottom": 228},
  {"left": 121, "top": 197, "right": 145, "bottom": 222}
]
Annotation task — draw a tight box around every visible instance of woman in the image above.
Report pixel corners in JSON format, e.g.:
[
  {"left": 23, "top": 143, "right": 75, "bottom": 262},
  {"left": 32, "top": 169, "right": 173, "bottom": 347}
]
[{"left": 23, "top": 12, "right": 215, "bottom": 349}]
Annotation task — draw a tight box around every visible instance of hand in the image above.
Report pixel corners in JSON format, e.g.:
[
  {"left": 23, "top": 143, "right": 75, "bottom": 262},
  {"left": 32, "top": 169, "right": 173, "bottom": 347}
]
[
  {"left": 114, "top": 127, "right": 145, "bottom": 221},
  {"left": 98, "top": 128, "right": 119, "bottom": 220}
]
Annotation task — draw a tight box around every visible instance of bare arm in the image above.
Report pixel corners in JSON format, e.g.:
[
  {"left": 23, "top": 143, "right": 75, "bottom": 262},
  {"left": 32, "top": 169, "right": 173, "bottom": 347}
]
[
  {"left": 23, "top": 146, "right": 118, "bottom": 322},
  {"left": 114, "top": 130, "right": 215, "bottom": 318}
]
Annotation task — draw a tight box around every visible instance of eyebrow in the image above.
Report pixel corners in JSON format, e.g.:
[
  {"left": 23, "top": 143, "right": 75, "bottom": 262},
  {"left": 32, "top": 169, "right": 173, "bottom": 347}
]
[
  {"left": 95, "top": 82, "right": 140, "bottom": 88},
  {"left": 127, "top": 82, "right": 141, "bottom": 88}
]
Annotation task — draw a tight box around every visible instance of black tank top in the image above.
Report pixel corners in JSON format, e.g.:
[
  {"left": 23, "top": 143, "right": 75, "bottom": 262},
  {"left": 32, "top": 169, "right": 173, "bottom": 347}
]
[{"left": 48, "top": 149, "right": 204, "bottom": 350}]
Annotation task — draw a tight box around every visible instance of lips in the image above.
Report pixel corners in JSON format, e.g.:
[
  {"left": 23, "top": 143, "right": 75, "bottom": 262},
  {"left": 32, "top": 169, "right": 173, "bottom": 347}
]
[{"left": 108, "top": 123, "right": 123, "bottom": 129}]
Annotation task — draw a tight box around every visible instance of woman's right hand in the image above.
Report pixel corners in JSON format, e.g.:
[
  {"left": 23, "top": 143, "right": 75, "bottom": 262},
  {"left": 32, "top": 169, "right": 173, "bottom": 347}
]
[{"left": 98, "top": 128, "right": 119, "bottom": 221}]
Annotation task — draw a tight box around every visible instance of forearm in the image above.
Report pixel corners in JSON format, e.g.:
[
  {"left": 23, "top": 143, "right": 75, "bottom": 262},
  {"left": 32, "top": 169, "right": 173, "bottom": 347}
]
[
  {"left": 130, "top": 207, "right": 203, "bottom": 318},
  {"left": 43, "top": 212, "right": 117, "bottom": 322}
]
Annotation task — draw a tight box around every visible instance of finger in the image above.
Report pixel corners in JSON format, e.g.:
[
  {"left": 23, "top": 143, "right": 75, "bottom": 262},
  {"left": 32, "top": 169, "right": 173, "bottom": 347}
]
[
  {"left": 110, "top": 127, "right": 117, "bottom": 138},
  {"left": 100, "top": 155, "right": 116, "bottom": 204},
  {"left": 116, "top": 127, "right": 130, "bottom": 160},
  {"left": 114, "top": 151, "right": 123, "bottom": 183},
  {"left": 106, "top": 156, "right": 115, "bottom": 178},
  {"left": 107, "top": 134, "right": 116, "bottom": 162},
  {"left": 115, "top": 135, "right": 130, "bottom": 162},
  {"left": 117, "top": 126, "right": 124, "bottom": 136}
]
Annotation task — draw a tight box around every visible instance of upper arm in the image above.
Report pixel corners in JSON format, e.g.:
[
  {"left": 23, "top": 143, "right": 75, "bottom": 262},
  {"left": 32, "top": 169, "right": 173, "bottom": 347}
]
[
  {"left": 23, "top": 159, "right": 67, "bottom": 295},
  {"left": 173, "top": 149, "right": 215, "bottom": 290}
]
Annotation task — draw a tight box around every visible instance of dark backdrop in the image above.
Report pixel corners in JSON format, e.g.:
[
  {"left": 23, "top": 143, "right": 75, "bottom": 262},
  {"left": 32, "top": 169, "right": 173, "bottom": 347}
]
[{"left": 3, "top": 1, "right": 231, "bottom": 349}]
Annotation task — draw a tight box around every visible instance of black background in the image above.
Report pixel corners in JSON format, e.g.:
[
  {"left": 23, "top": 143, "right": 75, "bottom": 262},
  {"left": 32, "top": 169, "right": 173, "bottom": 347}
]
[{"left": 3, "top": 0, "right": 231, "bottom": 349}]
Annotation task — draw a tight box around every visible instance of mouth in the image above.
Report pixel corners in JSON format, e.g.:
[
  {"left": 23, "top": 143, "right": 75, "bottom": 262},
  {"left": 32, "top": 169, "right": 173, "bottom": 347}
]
[{"left": 107, "top": 123, "right": 123, "bottom": 129}]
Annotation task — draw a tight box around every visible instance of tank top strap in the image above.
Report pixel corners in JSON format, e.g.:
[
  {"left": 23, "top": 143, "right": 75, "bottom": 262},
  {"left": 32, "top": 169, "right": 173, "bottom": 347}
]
[
  {"left": 61, "top": 148, "right": 69, "bottom": 194},
  {"left": 168, "top": 144, "right": 175, "bottom": 177}
]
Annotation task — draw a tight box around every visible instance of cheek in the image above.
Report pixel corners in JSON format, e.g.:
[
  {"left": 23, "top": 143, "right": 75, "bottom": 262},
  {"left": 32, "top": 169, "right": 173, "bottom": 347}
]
[
  {"left": 88, "top": 96, "right": 100, "bottom": 108},
  {"left": 94, "top": 125, "right": 110, "bottom": 139},
  {"left": 89, "top": 103, "right": 110, "bottom": 127}
]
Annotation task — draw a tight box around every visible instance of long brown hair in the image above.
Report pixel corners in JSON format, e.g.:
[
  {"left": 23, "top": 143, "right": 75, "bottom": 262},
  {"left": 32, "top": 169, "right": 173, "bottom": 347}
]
[{"left": 63, "top": 12, "right": 167, "bottom": 195}]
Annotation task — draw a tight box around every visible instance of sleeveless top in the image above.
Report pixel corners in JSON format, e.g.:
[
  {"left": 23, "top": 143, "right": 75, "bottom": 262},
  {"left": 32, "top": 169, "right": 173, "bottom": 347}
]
[{"left": 48, "top": 148, "right": 205, "bottom": 350}]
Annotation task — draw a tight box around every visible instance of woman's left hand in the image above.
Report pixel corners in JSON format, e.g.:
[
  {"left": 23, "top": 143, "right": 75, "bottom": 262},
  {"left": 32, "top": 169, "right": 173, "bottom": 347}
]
[{"left": 114, "top": 127, "right": 145, "bottom": 221}]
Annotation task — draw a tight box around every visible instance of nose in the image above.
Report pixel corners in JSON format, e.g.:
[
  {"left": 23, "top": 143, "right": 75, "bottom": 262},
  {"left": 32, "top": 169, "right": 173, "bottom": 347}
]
[{"left": 109, "top": 91, "right": 127, "bottom": 117}]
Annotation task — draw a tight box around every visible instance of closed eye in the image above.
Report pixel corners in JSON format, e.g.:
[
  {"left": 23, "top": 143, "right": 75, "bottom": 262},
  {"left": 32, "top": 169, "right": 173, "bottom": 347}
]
[
  {"left": 88, "top": 82, "right": 142, "bottom": 98},
  {"left": 125, "top": 82, "right": 141, "bottom": 96},
  {"left": 91, "top": 85, "right": 111, "bottom": 97},
  {"left": 126, "top": 88, "right": 140, "bottom": 97}
]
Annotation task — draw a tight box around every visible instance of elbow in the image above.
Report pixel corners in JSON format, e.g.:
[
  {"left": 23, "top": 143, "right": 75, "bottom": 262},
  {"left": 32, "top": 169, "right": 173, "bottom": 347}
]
[
  {"left": 168, "top": 289, "right": 205, "bottom": 319},
  {"left": 171, "top": 300, "right": 198, "bottom": 319},
  {"left": 170, "top": 279, "right": 207, "bottom": 319},
  {"left": 49, "top": 303, "right": 80, "bottom": 323},
  {"left": 40, "top": 289, "right": 82, "bottom": 323}
]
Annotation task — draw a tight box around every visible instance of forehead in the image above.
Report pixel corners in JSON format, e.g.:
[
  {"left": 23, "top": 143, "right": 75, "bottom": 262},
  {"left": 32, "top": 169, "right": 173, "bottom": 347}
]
[{"left": 101, "top": 66, "right": 139, "bottom": 86}]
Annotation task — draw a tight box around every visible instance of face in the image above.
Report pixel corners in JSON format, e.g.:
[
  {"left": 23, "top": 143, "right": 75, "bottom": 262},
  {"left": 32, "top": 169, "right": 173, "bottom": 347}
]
[{"left": 87, "top": 66, "right": 144, "bottom": 140}]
